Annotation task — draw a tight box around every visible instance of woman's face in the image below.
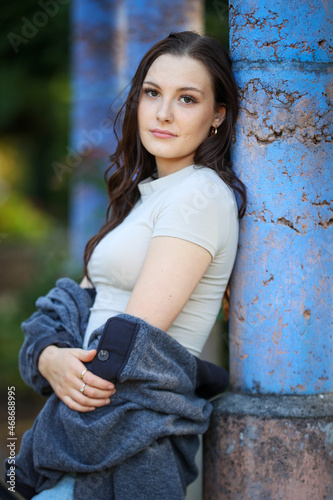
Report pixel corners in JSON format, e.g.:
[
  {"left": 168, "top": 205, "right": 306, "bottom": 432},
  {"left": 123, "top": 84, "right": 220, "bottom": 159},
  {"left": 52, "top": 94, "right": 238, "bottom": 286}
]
[{"left": 137, "top": 54, "right": 225, "bottom": 177}]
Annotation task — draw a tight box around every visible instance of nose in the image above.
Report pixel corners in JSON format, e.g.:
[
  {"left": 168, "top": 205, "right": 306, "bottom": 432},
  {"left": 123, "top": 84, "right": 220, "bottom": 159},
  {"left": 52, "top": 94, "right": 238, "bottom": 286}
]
[{"left": 156, "top": 98, "right": 174, "bottom": 123}]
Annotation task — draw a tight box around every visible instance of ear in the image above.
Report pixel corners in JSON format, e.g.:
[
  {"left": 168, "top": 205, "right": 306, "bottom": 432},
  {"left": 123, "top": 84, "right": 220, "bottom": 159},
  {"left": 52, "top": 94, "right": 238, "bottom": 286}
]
[{"left": 211, "top": 105, "right": 226, "bottom": 128}]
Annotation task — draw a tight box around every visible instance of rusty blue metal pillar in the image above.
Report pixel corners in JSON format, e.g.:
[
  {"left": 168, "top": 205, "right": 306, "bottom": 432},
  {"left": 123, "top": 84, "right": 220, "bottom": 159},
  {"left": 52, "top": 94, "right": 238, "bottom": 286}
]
[
  {"left": 69, "top": 0, "right": 203, "bottom": 264},
  {"left": 204, "top": 1, "right": 333, "bottom": 498},
  {"left": 229, "top": 3, "right": 333, "bottom": 396}
]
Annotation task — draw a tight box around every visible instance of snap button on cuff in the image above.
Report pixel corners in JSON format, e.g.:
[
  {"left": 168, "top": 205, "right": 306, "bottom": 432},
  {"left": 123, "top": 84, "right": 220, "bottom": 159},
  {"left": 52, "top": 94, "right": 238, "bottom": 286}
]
[{"left": 98, "top": 349, "right": 110, "bottom": 361}]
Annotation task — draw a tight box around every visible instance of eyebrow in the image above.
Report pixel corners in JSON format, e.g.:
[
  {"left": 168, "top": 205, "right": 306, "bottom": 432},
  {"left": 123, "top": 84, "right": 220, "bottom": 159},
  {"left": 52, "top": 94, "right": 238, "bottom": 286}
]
[{"left": 142, "top": 81, "right": 204, "bottom": 95}]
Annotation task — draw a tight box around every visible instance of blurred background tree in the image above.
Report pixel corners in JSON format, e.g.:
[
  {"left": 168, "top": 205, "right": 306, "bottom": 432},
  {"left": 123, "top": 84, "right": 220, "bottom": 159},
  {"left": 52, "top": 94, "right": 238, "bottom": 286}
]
[
  {"left": 0, "top": 0, "right": 71, "bottom": 398},
  {"left": 0, "top": 0, "right": 228, "bottom": 462},
  {"left": 1, "top": 0, "right": 70, "bottom": 220}
]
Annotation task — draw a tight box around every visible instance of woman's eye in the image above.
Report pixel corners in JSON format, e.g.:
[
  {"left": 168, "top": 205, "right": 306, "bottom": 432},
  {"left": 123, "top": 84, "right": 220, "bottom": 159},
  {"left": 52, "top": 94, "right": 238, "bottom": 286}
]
[
  {"left": 180, "top": 95, "right": 196, "bottom": 104},
  {"left": 144, "top": 89, "right": 159, "bottom": 97}
]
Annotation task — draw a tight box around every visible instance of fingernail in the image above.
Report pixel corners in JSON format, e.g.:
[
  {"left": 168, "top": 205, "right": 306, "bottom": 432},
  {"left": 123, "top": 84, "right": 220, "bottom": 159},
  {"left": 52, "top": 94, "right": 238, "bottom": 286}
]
[
  {"left": 108, "top": 384, "right": 114, "bottom": 389},
  {"left": 89, "top": 407, "right": 95, "bottom": 411},
  {"left": 105, "top": 399, "right": 111, "bottom": 404}
]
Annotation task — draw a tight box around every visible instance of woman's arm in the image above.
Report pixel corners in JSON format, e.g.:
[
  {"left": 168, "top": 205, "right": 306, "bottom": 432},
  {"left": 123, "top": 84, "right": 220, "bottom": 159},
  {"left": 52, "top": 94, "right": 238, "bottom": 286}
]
[{"left": 125, "top": 235, "right": 212, "bottom": 330}]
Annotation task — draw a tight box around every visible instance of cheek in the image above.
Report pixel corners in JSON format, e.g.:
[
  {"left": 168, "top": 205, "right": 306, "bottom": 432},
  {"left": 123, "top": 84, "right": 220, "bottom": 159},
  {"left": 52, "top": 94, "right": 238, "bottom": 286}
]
[
  {"left": 137, "top": 97, "right": 150, "bottom": 121},
  {"left": 192, "top": 104, "right": 215, "bottom": 127},
  {"left": 192, "top": 112, "right": 214, "bottom": 139}
]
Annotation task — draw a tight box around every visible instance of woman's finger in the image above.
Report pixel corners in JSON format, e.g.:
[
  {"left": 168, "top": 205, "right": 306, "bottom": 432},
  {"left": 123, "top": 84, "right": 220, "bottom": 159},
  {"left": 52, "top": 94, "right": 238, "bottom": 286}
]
[
  {"left": 81, "top": 370, "right": 115, "bottom": 391},
  {"left": 76, "top": 380, "right": 116, "bottom": 400},
  {"left": 62, "top": 395, "right": 96, "bottom": 413},
  {"left": 65, "top": 384, "right": 113, "bottom": 409}
]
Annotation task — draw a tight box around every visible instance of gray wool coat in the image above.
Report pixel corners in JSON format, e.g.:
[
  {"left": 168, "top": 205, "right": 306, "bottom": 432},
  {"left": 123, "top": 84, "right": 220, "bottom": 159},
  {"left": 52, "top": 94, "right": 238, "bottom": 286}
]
[{"left": 9, "top": 278, "right": 227, "bottom": 500}]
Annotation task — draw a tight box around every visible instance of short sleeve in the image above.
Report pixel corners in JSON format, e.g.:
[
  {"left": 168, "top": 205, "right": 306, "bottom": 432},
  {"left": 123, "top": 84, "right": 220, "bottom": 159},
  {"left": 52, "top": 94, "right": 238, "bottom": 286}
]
[{"left": 152, "top": 174, "right": 235, "bottom": 258}]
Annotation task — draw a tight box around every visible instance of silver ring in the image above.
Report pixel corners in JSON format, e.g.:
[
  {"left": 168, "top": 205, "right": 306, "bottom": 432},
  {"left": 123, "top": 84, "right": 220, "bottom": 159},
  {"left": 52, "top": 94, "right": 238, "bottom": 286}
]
[
  {"left": 80, "top": 383, "right": 86, "bottom": 394},
  {"left": 80, "top": 368, "right": 87, "bottom": 381}
]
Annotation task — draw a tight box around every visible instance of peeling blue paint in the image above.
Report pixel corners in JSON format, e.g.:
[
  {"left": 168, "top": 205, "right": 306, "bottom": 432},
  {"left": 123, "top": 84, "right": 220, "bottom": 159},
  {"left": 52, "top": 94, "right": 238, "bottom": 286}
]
[
  {"left": 230, "top": 1, "right": 333, "bottom": 63},
  {"left": 230, "top": 0, "right": 333, "bottom": 395}
]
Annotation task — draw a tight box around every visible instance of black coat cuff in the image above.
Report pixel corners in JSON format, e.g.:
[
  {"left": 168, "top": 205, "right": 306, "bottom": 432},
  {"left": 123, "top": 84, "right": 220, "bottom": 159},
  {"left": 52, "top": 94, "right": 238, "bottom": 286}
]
[
  {"left": 194, "top": 357, "right": 229, "bottom": 399},
  {"left": 85, "top": 316, "right": 140, "bottom": 381}
]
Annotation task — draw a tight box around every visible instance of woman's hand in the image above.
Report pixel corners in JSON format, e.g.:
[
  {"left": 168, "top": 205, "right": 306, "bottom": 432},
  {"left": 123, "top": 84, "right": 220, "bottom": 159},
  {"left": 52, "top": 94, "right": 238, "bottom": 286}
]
[{"left": 38, "top": 346, "right": 116, "bottom": 412}]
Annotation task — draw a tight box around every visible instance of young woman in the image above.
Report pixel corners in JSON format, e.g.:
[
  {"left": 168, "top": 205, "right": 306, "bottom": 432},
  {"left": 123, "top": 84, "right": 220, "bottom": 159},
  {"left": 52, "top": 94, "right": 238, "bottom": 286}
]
[{"left": 12, "top": 31, "right": 246, "bottom": 499}]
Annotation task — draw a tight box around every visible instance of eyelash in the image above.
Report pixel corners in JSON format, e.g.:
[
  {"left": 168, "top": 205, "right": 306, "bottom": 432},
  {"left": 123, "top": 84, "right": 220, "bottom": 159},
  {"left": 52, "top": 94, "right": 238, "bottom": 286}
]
[{"left": 142, "top": 88, "right": 198, "bottom": 104}]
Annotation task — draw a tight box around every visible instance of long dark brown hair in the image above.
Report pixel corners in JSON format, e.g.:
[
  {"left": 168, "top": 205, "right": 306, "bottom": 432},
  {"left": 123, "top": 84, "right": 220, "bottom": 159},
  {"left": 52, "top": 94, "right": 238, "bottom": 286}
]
[{"left": 84, "top": 31, "right": 246, "bottom": 277}]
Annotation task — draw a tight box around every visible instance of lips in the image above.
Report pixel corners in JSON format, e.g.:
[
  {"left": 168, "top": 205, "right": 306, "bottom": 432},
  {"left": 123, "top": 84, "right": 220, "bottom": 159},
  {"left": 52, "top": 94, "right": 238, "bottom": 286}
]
[{"left": 150, "top": 129, "right": 177, "bottom": 139}]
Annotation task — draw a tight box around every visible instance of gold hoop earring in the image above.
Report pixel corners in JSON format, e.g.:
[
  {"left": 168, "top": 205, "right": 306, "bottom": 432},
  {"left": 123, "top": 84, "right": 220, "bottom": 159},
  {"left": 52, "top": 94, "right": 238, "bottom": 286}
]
[{"left": 211, "top": 126, "right": 218, "bottom": 136}]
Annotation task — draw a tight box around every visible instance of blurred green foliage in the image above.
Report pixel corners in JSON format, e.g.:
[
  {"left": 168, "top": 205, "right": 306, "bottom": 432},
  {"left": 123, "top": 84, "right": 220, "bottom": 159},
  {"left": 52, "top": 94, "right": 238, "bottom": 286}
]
[
  {"left": 0, "top": 0, "right": 70, "bottom": 221},
  {"left": 0, "top": 0, "right": 71, "bottom": 398},
  {"left": 206, "top": 0, "right": 229, "bottom": 49},
  {"left": 0, "top": 193, "right": 56, "bottom": 241},
  {"left": 0, "top": 229, "right": 68, "bottom": 389}
]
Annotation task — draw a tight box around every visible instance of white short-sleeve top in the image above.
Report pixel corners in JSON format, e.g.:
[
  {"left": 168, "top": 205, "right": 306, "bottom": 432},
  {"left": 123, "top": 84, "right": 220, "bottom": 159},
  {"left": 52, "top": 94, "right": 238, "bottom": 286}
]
[{"left": 83, "top": 164, "right": 239, "bottom": 356}]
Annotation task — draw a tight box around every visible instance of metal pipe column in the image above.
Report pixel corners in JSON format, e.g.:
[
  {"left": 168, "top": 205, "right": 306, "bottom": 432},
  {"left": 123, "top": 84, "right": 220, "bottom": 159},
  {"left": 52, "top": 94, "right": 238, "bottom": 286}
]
[
  {"left": 204, "top": 1, "right": 333, "bottom": 498},
  {"left": 229, "top": 0, "right": 333, "bottom": 396}
]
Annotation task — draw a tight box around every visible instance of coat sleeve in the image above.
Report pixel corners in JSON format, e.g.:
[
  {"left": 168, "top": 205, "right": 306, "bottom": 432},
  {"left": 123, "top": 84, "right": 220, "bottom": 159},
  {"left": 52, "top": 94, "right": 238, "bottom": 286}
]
[
  {"left": 194, "top": 357, "right": 229, "bottom": 399},
  {"left": 19, "top": 312, "right": 74, "bottom": 396},
  {"left": 19, "top": 283, "right": 94, "bottom": 396},
  {"left": 86, "top": 314, "right": 229, "bottom": 400}
]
